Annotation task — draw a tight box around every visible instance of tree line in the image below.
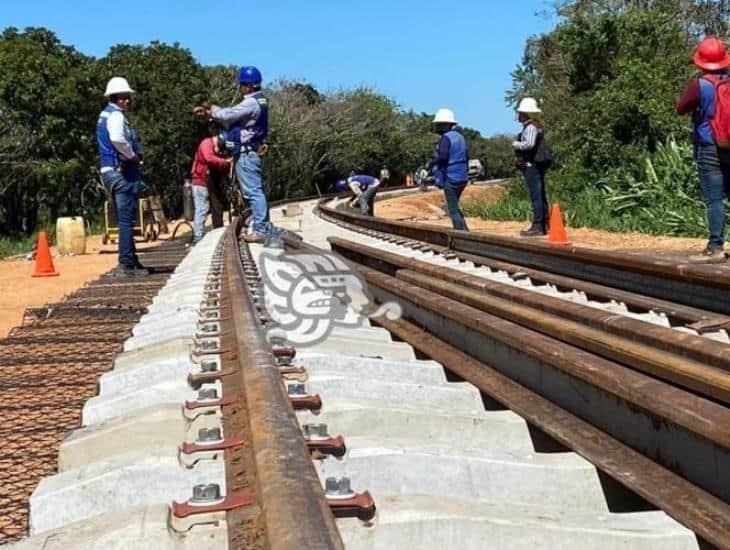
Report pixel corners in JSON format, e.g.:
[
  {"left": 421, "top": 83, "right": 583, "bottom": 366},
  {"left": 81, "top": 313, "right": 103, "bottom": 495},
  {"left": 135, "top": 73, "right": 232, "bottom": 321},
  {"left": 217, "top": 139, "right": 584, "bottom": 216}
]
[
  {"left": 0, "top": 27, "right": 512, "bottom": 237},
  {"left": 478, "top": 0, "right": 730, "bottom": 236}
]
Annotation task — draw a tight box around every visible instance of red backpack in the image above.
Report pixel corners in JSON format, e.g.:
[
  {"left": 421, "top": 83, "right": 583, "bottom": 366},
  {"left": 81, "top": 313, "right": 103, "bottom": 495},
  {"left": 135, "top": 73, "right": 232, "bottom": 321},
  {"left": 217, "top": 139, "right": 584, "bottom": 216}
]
[{"left": 704, "top": 74, "right": 730, "bottom": 149}]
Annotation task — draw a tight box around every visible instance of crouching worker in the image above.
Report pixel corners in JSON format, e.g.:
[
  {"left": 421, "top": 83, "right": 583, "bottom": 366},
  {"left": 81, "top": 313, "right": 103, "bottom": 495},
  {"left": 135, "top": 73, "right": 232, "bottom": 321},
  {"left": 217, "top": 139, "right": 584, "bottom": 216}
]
[
  {"left": 337, "top": 173, "right": 385, "bottom": 216},
  {"left": 190, "top": 124, "right": 232, "bottom": 244},
  {"left": 430, "top": 108, "right": 469, "bottom": 231}
]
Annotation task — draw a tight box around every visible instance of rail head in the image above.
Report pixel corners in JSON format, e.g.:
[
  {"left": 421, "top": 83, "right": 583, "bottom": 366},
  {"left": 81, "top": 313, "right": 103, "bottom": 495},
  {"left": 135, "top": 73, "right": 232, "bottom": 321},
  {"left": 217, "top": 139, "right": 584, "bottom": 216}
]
[{"left": 224, "top": 220, "right": 344, "bottom": 550}]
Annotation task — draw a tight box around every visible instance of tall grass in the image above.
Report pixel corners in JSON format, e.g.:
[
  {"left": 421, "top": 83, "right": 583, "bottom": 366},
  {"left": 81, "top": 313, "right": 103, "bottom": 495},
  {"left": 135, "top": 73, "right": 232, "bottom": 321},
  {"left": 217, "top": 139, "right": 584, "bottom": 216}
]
[{"left": 464, "top": 140, "right": 711, "bottom": 237}]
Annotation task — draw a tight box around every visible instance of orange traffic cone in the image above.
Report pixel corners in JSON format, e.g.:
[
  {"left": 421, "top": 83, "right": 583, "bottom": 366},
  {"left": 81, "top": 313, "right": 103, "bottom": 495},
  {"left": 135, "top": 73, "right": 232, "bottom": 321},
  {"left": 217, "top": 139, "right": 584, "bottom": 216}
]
[
  {"left": 31, "top": 231, "right": 59, "bottom": 277},
  {"left": 547, "top": 204, "right": 571, "bottom": 246}
]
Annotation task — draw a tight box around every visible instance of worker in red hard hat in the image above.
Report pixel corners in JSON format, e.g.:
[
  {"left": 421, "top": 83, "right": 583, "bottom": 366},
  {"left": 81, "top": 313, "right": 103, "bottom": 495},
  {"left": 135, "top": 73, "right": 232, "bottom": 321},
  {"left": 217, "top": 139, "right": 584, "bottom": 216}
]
[{"left": 676, "top": 36, "right": 730, "bottom": 263}]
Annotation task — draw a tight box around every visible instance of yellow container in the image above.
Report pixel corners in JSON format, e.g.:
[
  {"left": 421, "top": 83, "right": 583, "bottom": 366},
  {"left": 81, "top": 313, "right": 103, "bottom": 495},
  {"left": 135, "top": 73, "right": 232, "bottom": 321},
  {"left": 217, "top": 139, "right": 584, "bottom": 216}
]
[{"left": 56, "top": 216, "right": 86, "bottom": 255}]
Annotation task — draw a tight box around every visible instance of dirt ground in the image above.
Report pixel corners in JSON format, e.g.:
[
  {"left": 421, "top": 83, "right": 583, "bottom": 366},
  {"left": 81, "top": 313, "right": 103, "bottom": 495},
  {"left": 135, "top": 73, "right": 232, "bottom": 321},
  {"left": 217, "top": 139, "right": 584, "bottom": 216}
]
[
  {"left": 376, "top": 184, "right": 710, "bottom": 253},
  {"left": 0, "top": 223, "right": 191, "bottom": 338}
]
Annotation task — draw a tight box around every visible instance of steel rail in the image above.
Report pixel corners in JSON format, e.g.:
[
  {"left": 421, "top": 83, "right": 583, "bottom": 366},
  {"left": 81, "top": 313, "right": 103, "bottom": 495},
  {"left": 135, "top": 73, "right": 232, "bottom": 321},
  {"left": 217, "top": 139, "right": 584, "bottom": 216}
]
[
  {"left": 317, "top": 198, "right": 730, "bottom": 314},
  {"left": 224, "top": 220, "right": 344, "bottom": 550},
  {"left": 327, "top": 236, "right": 730, "bottom": 402},
  {"left": 372, "top": 313, "right": 730, "bottom": 549}
]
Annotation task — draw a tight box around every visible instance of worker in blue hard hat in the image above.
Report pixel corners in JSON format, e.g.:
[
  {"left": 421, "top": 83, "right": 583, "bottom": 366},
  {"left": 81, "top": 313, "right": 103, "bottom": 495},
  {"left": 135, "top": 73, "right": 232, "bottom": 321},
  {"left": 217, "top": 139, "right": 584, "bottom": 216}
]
[
  {"left": 195, "top": 66, "right": 270, "bottom": 243},
  {"left": 336, "top": 172, "right": 387, "bottom": 216}
]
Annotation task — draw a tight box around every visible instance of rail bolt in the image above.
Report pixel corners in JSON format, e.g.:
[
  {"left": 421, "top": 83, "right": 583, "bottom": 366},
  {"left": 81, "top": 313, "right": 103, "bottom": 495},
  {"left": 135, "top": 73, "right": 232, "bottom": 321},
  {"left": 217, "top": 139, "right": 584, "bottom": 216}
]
[
  {"left": 191, "top": 483, "right": 222, "bottom": 504},
  {"left": 198, "top": 388, "right": 218, "bottom": 401},
  {"left": 200, "top": 361, "right": 218, "bottom": 372},
  {"left": 303, "top": 423, "right": 328, "bottom": 440},
  {"left": 197, "top": 427, "right": 222, "bottom": 443},
  {"left": 287, "top": 383, "right": 307, "bottom": 396},
  {"left": 325, "top": 477, "right": 355, "bottom": 499}
]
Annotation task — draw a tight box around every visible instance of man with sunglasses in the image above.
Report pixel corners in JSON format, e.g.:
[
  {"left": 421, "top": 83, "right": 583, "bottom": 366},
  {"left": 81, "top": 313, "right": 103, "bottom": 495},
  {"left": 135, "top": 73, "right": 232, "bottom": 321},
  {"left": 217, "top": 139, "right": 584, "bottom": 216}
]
[{"left": 96, "top": 77, "right": 149, "bottom": 276}]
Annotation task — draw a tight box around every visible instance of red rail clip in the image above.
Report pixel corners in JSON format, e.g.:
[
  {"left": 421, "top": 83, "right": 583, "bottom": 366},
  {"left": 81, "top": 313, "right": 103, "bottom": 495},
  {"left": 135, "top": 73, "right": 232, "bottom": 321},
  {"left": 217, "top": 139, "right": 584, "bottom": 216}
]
[
  {"left": 328, "top": 491, "right": 376, "bottom": 521},
  {"left": 180, "top": 434, "right": 245, "bottom": 455},
  {"left": 188, "top": 367, "right": 236, "bottom": 388},
  {"left": 290, "top": 394, "right": 322, "bottom": 411},
  {"left": 171, "top": 490, "right": 252, "bottom": 518},
  {"left": 306, "top": 435, "right": 346, "bottom": 457},
  {"left": 184, "top": 394, "right": 237, "bottom": 410}
]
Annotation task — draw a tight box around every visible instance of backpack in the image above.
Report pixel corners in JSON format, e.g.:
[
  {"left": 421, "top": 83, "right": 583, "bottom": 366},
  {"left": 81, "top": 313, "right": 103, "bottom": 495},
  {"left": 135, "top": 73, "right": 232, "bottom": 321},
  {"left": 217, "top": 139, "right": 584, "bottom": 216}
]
[
  {"left": 533, "top": 130, "right": 554, "bottom": 169},
  {"left": 703, "top": 74, "right": 730, "bottom": 150}
]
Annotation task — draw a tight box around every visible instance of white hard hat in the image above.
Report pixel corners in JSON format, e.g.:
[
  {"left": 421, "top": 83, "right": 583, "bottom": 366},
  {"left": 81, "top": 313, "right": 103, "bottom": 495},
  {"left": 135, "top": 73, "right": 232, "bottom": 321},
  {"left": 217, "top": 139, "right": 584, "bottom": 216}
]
[
  {"left": 104, "top": 77, "right": 135, "bottom": 97},
  {"left": 433, "top": 108, "right": 457, "bottom": 124},
  {"left": 517, "top": 97, "right": 542, "bottom": 114}
]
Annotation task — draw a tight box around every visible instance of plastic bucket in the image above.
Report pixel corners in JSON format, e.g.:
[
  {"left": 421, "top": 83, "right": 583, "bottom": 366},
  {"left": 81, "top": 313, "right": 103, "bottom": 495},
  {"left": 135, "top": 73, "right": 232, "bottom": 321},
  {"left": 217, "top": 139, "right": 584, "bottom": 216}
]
[{"left": 56, "top": 216, "right": 86, "bottom": 255}]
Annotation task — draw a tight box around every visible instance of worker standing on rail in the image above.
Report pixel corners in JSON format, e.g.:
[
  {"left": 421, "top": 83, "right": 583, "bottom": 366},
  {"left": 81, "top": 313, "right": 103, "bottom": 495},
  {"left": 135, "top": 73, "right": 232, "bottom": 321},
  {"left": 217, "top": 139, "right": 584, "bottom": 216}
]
[
  {"left": 96, "top": 77, "right": 150, "bottom": 277},
  {"left": 676, "top": 36, "right": 730, "bottom": 263},
  {"left": 190, "top": 121, "right": 232, "bottom": 244},
  {"left": 195, "top": 66, "right": 270, "bottom": 243},
  {"left": 429, "top": 108, "right": 470, "bottom": 231},
  {"left": 513, "top": 98, "right": 551, "bottom": 237}
]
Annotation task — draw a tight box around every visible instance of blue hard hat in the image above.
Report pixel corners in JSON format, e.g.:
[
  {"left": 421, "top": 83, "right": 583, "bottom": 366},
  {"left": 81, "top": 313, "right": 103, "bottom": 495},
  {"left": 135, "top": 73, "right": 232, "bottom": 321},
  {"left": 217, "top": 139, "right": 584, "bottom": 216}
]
[
  {"left": 238, "top": 66, "right": 262, "bottom": 85},
  {"left": 334, "top": 179, "right": 348, "bottom": 192}
]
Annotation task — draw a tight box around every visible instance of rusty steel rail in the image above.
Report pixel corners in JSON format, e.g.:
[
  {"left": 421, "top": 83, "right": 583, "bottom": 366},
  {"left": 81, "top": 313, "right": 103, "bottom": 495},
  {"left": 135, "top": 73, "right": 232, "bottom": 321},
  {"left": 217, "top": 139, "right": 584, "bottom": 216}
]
[
  {"left": 282, "top": 231, "right": 730, "bottom": 547},
  {"left": 318, "top": 197, "right": 730, "bottom": 314},
  {"left": 223, "top": 219, "right": 344, "bottom": 550},
  {"left": 327, "top": 236, "right": 730, "bottom": 403},
  {"left": 373, "top": 313, "right": 730, "bottom": 549}
]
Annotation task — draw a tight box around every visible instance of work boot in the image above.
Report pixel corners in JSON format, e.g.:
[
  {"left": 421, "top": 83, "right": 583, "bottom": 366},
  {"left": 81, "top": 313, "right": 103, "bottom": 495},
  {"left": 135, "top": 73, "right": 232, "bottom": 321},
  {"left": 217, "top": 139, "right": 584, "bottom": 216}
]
[
  {"left": 114, "top": 264, "right": 150, "bottom": 277},
  {"left": 520, "top": 226, "right": 547, "bottom": 237},
  {"left": 688, "top": 248, "right": 727, "bottom": 264},
  {"left": 243, "top": 233, "right": 265, "bottom": 244}
]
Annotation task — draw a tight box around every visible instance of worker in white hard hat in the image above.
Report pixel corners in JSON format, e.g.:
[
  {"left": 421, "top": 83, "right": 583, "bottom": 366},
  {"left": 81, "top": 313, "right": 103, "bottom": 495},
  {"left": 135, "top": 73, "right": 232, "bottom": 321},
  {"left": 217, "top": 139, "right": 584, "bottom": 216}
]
[
  {"left": 429, "top": 108, "right": 470, "bottom": 230},
  {"left": 513, "top": 97, "right": 552, "bottom": 237},
  {"left": 96, "top": 77, "right": 149, "bottom": 276}
]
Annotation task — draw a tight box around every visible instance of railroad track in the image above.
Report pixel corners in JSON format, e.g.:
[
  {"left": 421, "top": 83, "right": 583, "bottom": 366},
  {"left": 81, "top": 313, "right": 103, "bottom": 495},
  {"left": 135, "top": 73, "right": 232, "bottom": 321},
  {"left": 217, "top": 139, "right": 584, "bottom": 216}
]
[{"left": 3, "top": 186, "right": 729, "bottom": 549}]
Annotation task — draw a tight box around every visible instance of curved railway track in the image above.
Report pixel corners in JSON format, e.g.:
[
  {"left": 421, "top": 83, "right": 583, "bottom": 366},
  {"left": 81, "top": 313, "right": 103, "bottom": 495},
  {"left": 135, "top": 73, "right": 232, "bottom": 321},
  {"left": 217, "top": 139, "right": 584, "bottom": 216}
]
[{"left": 3, "top": 185, "right": 730, "bottom": 549}]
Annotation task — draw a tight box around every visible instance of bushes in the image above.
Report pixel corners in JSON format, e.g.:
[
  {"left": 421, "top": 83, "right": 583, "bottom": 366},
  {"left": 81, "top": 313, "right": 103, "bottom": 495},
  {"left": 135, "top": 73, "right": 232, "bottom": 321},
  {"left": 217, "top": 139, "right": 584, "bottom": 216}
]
[{"left": 465, "top": 139, "right": 708, "bottom": 237}]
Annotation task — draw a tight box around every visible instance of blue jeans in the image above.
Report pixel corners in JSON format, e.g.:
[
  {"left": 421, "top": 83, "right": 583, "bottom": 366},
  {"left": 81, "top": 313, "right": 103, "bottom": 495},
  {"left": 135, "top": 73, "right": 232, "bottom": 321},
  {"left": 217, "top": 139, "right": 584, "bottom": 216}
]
[
  {"left": 696, "top": 144, "right": 730, "bottom": 250},
  {"left": 522, "top": 164, "right": 548, "bottom": 229},
  {"left": 235, "top": 151, "right": 270, "bottom": 236},
  {"left": 443, "top": 182, "right": 469, "bottom": 231},
  {"left": 101, "top": 170, "right": 141, "bottom": 267},
  {"left": 358, "top": 185, "right": 378, "bottom": 216},
  {"left": 192, "top": 185, "right": 209, "bottom": 242}
]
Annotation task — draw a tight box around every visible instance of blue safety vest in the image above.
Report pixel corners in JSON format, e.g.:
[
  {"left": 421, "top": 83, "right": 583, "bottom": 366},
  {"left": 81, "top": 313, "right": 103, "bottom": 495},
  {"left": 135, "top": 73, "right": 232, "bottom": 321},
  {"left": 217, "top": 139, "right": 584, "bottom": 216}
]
[
  {"left": 444, "top": 130, "right": 468, "bottom": 183},
  {"left": 224, "top": 91, "right": 269, "bottom": 156},
  {"left": 96, "top": 104, "right": 143, "bottom": 180},
  {"left": 348, "top": 175, "right": 378, "bottom": 191}
]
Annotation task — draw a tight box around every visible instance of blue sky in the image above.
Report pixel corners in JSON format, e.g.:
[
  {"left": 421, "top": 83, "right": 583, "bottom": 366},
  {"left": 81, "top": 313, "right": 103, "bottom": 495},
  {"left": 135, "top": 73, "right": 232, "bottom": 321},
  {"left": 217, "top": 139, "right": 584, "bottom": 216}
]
[{"left": 3, "top": 1, "right": 557, "bottom": 135}]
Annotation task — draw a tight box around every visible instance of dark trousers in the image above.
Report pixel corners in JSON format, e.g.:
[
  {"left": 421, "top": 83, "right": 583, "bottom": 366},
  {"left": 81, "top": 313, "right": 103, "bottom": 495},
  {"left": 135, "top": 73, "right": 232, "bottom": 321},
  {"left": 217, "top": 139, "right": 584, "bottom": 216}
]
[
  {"left": 696, "top": 144, "right": 730, "bottom": 250},
  {"left": 522, "top": 165, "right": 549, "bottom": 229},
  {"left": 443, "top": 182, "right": 469, "bottom": 231},
  {"left": 208, "top": 171, "right": 228, "bottom": 229},
  {"left": 102, "top": 170, "right": 140, "bottom": 267}
]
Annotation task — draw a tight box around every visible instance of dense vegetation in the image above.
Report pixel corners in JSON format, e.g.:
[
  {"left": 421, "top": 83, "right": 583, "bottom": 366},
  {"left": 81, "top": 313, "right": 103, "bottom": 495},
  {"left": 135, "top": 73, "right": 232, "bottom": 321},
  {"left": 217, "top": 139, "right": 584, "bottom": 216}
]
[
  {"left": 0, "top": 27, "right": 511, "bottom": 242},
  {"left": 465, "top": 0, "right": 730, "bottom": 236}
]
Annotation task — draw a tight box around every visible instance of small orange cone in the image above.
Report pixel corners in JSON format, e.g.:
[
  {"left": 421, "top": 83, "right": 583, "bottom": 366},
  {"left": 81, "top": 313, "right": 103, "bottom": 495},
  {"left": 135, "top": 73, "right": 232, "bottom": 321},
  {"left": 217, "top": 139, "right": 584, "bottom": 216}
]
[
  {"left": 547, "top": 204, "right": 571, "bottom": 246},
  {"left": 31, "top": 231, "right": 59, "bottom": 277}
]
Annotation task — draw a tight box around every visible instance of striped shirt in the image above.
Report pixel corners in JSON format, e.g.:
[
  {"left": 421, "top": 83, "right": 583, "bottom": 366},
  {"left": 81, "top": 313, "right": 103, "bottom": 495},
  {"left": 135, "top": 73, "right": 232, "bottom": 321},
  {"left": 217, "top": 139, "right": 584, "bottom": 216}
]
[{"left": 512, "top": 122, "right": 539, "bottom": 151}]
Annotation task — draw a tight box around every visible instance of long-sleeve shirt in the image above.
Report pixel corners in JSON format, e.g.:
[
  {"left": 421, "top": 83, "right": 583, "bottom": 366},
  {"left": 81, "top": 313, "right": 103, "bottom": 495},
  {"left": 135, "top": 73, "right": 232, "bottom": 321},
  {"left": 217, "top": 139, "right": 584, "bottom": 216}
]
[
  {"left": 191, "top": 137, "right": 230, "bottom": 186},
  {"left": 211, "top": 94, "right": 261, "bottom": 146},
  {"left": 676, "top": 79, "right": 701, "bottom": 115},
  {"left": 512, "top": 122, "right": 539, "bottom": 151},
  {"left": 106, "top": 106, "right": 136, "bottom": 160}
]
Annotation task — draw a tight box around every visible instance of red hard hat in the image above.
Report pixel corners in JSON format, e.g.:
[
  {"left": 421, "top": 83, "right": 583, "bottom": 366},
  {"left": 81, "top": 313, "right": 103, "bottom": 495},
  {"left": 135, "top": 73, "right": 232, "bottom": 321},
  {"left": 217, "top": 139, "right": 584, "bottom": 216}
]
[{"left": 693, "top": 36, "right": 730, "bottom": 71}]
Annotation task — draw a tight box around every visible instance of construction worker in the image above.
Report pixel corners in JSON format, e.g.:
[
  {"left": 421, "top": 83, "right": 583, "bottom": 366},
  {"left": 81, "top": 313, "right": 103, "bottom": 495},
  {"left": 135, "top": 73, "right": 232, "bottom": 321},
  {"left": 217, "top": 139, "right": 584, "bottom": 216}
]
[
  {"left": 429, "top": 108, "right": 469, "bottom": 230},
  {"left": 513, "top": 97, "right": 551, "bottom": 237},
  {"left": 190, "top": 122, "right": 232, "bottom": 243},
  {"left": 677, "top": 36, "right": 730, "bottom": 263},
  {"left": 196, "top": 66, "right": 270, "bottom": 243},
  {"left": 335, "top": 172, "right": 385, "bottom": 216},
  {"left": 96, "top": 77, "right": 149, "bottom": 276}
]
